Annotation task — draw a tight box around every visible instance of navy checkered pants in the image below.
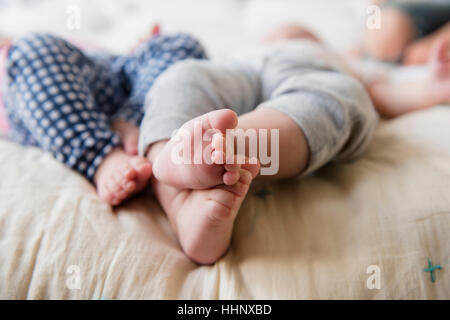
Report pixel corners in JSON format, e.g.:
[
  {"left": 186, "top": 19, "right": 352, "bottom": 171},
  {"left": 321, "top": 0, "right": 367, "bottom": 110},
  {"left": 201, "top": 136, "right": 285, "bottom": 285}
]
[{"left": 4, "top": 33, "right": 206, "bottom": 180}]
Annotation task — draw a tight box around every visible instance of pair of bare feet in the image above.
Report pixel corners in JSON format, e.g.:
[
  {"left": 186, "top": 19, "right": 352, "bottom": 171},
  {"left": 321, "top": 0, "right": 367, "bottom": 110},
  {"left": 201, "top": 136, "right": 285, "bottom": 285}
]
[{"left": 94, "top": 110, "right": 260, "bottom": 264}]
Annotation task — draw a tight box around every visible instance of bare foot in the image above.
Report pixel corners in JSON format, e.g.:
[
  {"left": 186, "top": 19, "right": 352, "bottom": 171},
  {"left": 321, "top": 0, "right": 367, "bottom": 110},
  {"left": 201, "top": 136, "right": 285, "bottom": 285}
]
[
  {"left": 152, "top": 162, "right": 260, "bottom": 264},
  {"left": 150, "top": 109, "right": 244, "bottom": 190},
  {"left": 112, "top": 120, "right": 139, "bottom": 155},
  {"left": 94, "top": 148, "right": 152, "bottom": 206}
]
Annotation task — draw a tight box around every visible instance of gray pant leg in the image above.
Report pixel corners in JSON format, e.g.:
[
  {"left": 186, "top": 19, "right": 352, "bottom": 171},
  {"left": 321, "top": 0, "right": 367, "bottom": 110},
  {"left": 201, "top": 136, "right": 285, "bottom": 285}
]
[
  {"left": 140, "top": 53, "right": 378, "bottom": 176},
  {"left": 258, "top": 66, "right": 378, "bottom": 175},
  {"left": 139, "top": 59, "right": 261, "bottom": 155}
]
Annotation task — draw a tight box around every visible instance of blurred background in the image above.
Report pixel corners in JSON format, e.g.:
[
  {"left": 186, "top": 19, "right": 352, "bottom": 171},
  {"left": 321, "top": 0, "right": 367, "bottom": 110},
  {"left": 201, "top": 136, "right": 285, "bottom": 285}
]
[{"left": 0, "top": 0, "right": 371, "bottom": 57}]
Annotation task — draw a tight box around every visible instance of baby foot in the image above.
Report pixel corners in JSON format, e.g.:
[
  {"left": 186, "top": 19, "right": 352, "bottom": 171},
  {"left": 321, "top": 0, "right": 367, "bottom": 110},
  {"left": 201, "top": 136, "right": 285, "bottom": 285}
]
[
  {"left": 112, "top": 120, "right": 140, "bottom": 155},
  {"left": 153, "top": 161, "right": 260, "bottom": 264},
  {"left": 151, "top": 109, "right": 243, "bottom": 189},
  {"left": 94, "top": 148, "right": 152, "bottom": 206}
]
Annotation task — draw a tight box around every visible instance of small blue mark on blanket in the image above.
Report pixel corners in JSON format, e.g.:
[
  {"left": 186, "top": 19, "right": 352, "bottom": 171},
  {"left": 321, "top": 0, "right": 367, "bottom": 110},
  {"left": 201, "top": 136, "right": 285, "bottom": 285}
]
[
  {"left": 254, "top": 188, "right": 272, "bottom": 199},
  {"left": 424, "top": 258, "right": 442, "bottom": 283}
]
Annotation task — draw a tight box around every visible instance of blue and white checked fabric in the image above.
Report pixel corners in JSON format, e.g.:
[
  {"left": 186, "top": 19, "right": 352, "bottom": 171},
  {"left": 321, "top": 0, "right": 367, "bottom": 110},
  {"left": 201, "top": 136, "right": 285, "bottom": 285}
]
[{"left": 4, "top": 33, "right": 207, "bottom": 180}]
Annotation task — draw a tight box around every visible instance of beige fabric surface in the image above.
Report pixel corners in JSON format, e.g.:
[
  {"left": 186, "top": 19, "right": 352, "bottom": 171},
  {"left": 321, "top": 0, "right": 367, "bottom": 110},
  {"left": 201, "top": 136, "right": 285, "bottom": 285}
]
[{"left": 0, "top": 107, "right": 449, "bottom": 299}]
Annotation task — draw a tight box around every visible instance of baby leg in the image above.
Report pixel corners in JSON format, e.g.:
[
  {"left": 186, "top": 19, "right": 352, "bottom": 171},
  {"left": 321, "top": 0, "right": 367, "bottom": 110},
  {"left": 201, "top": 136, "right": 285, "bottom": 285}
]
[
  {"left": 109, "top": 34, "right": 207, "bottom": 156},
  {"left": 140, "top": 60, "right": 262, "bottom": 189},
  {"left": 5, "top": 33, "right": 151, "bottom": 205},
  {"left": 237, "top": 71, "right": 378, "bottom": 178},
  {"left": 143, "top": 60, "right": 378, "bottom": 183},
  {"left": 140, "top": 59, "right": 377, "bottom": 263},
  {"left": 112, "top": 33, "right": 207, "bottom": 126}
]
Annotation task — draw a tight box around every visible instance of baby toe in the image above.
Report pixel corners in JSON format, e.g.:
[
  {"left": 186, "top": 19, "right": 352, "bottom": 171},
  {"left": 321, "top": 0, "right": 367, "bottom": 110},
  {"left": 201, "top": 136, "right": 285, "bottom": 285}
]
[
  {"left": 130, "top": 157, "right": 152, "bottom": 179},
  {"left": 98, "top": 182, "right": 117, "bottom": 205},
  {"left": 238, "top": 168, "right": 253, "bottom": 186},
  {"left": 241, "top": 158, "right": 261, "bottom": 179},
  {"left": 106, "top": 176, "right": 123, "bottom": 198},
  {"left": 211, "top": 150, "right": 226, "bottom": 165},
  {"left": 122, "top": 166, "right": 137, "bottom": 181},
  {"left": 123, "top": 180, "right": 137, "bottom": 193},
  {"left": 224, "top": 162, "right": 240, "bottom": 173},
  {"left": 211, "top": 133, "right": 225, "bottom": 151},
  {"left": 114, "top": 169, "right": 133, "bottom": 188},
  {"left": 223, "top": 170, "right": 240, "bottom": 186},
  {"left": 212, "top": 132, "right": 234, "bottom": 163},
  {"left": 220, "top": 169, "right": 253, "bottom": 197}
]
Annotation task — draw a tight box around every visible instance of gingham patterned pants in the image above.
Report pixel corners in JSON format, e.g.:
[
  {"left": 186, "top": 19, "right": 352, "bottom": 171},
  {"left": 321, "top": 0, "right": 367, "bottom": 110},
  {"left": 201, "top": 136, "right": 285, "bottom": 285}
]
[{"left": 4, "top": 33, "right": 207, "bottom": 180}]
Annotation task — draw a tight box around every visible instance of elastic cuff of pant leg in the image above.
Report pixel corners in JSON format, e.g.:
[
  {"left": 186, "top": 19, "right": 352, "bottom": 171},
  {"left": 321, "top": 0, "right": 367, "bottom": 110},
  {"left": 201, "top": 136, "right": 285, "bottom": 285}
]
[
  {"left": 256, "top": 103, "right": 327, "bottom": 177},
  {"left": 84, "top": 134, "right": 120, "bottom": 182},
  {"left": 138, "top": 115, "right": 192, "bottom": 157}
]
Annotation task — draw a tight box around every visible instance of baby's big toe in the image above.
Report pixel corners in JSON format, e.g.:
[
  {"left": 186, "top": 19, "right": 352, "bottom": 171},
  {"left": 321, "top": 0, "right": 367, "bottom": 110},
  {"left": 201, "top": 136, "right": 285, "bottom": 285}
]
[
  {"left": 241, "top": 160, "right": 260, "bottom": 179},
  {"left": 130, "top": 157, "right": 152, "bottom": 179},
  {"left": 223, "top": 170, "right": 240, "bottom": 186},
  {"left": 114, "top": 169, "right": 137, "bottom": 194},
  {"left": 129, "top": 157, "right": 152, "bottom": 192}
]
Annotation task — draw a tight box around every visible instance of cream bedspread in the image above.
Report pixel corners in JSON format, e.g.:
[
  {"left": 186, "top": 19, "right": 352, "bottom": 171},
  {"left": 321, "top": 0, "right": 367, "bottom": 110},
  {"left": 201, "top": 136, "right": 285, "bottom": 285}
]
[{"left": 0, "top": 107, "right": 449, "bottom": 299}]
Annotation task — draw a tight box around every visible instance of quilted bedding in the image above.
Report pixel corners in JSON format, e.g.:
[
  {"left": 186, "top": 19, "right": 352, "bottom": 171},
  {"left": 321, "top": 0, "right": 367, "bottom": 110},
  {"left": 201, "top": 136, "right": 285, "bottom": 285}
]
[{"left": 0, "top": 108, "right": 449, "bottom": 299}]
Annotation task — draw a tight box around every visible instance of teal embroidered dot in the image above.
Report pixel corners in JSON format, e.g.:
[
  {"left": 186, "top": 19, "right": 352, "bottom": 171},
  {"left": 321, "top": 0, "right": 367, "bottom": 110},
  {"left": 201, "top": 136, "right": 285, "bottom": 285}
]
[{"left": 423, "top": 258, "right": 442, "bottom": 283}]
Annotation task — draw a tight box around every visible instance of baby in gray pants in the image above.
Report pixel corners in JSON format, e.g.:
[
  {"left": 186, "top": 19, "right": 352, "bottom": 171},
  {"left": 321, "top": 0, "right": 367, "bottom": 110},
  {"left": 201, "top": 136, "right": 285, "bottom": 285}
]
[{"left": 139, "top": 25, "right": 378, "bottom": 264}]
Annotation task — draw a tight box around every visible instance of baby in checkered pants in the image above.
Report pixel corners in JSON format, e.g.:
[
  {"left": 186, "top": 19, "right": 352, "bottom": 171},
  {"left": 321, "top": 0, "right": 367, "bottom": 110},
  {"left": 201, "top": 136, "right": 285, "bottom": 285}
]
[{"left": 0, "top": 31, "right": 207, "bottom": 205}]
